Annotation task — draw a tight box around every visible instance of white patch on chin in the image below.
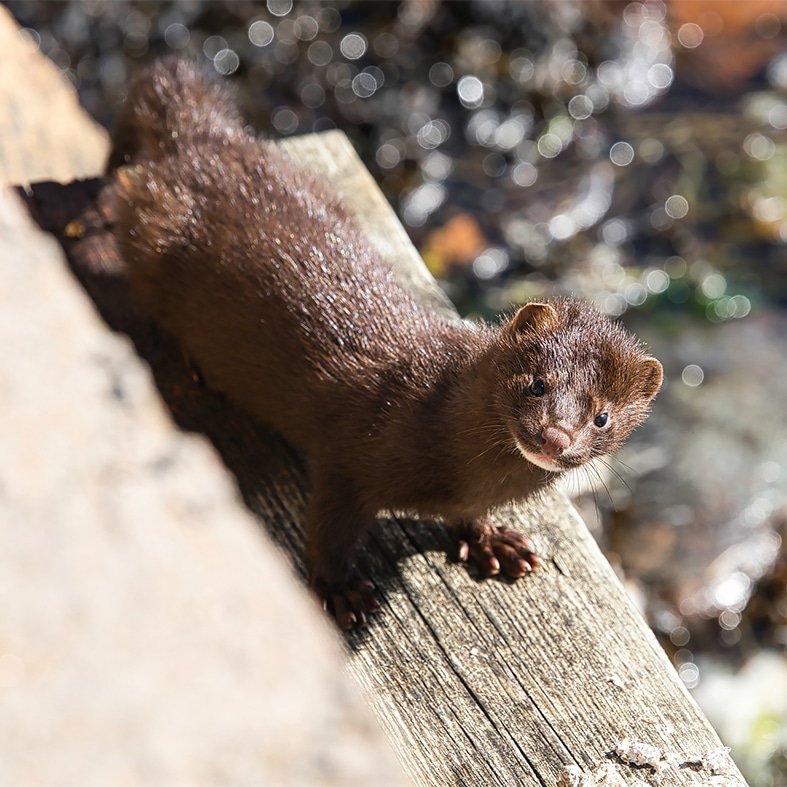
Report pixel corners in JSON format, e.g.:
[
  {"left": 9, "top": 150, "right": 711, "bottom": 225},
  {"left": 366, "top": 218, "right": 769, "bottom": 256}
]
[{"left": 515, "top": 439, "right": 564, "bottom": 473}]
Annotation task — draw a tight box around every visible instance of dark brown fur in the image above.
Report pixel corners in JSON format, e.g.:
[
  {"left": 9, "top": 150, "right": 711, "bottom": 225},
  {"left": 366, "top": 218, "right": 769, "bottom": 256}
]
[{"left": 110, "top": 60, "right": 663, "bottom": 628}]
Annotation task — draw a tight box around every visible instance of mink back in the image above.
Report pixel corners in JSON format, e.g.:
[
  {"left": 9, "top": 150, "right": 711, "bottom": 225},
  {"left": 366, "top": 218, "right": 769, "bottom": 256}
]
[{"left": 111, "top": 60, "right": 480, "bottom": 450}]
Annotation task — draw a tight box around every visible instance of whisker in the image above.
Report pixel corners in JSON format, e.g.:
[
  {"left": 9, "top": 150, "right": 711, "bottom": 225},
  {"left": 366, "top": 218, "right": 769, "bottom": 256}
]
[
  {"left": 467, "top": 439, "right": 509, "bottom": 465},
  {"left": 610, "top": 455, "right": 637, "bottom": 475},
  {"left": 583, "top": 461, "right": 616, "bottom": 510},
  {"left": 596, "top": 456, "right": 631, "bottom": 493},
  {"left": 462, "top": 426, "right": 519, "bottom": 466},
  {"left": 585, "top": 467, "right": 602, "bottom": 531}
]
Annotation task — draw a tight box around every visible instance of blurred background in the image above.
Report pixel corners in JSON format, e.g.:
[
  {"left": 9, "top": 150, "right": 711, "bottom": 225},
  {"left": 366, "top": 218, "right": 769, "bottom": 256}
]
[{"left": 7, "top": 0, "right": 787, "bottom": 782}]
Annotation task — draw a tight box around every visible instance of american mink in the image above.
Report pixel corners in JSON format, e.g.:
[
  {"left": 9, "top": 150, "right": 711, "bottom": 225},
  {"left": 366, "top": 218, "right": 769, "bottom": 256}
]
[{"left": 110, "top": 60, "right": 663, "bottom": 629}]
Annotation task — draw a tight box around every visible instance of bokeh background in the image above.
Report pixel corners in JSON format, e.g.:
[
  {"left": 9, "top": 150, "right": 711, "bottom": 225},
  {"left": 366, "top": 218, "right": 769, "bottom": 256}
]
[{"left": 7, "top": 1, "right": 787, "bottom": 782}]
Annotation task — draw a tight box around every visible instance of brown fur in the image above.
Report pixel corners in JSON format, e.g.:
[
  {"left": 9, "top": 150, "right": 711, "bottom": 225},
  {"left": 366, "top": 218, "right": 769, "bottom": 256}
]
[{"left": 111, "top": 60, "right": 663, "bottom": 628}]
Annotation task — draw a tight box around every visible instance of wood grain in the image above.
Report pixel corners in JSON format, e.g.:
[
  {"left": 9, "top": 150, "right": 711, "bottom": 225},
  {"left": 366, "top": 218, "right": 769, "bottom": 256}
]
[{"left": 0, "top": 6, "right": 108, "bottom": 186}]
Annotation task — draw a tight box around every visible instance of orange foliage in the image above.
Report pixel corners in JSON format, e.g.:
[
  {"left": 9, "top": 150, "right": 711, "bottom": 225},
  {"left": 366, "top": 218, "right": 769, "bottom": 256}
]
[
  {"left": 667, "top": 0, "right": 787, "bottom": 87},
  {"left": 421, "top": 213, "right": 488, "bottom": 276}
]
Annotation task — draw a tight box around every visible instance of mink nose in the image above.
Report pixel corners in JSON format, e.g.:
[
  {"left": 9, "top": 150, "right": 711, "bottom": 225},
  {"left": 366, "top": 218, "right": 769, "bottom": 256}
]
[{"left": 540, "top": 427, "right": 571, "bottom": 456}]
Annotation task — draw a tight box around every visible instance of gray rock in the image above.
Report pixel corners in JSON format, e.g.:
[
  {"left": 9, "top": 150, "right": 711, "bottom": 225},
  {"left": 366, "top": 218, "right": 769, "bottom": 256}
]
[{"left": 0, "top": 184, "right": 404, "bottom": 785}]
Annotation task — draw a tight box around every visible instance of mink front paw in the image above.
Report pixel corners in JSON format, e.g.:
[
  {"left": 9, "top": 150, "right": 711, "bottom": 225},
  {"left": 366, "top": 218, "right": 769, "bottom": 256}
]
[
  {"left": 311, "top": 576, "right": 380, "bottom": 631},
  {"left": 454, "top": 519, "right": 542, "bottom": 579}
]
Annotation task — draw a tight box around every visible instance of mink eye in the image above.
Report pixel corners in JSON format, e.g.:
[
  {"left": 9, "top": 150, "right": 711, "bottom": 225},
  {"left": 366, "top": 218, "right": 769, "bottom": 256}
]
[
  {"left": 529, "top": 379, "right": 545, "bottom": 397},
  {"left": 593, "top": 413, "right": 609, "bottom": 428}
]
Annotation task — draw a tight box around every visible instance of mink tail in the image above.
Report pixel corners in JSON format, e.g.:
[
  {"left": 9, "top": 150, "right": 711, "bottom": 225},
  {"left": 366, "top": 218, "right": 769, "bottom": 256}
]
[{"left": 106, "top": 57, "right": 248, "bottom": 172}]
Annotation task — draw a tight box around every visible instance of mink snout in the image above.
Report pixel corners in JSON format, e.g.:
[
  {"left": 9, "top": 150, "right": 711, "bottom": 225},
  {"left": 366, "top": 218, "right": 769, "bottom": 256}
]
[{"left": 540, "top": 427, "right": 572, "bottom": 456}]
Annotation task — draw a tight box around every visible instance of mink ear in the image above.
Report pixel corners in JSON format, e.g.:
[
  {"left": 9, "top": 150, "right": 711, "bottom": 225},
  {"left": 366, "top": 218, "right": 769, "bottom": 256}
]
[
  {"left": 507, "top": 302, "right": 559, "bottom": 335},
  {"left": 637, "top": 357, "right": 663, "bottom": 401}
]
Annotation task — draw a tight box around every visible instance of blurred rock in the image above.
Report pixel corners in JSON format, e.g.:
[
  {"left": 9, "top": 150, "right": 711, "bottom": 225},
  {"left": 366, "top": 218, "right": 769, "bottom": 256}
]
[
  {"left": 0, "top": 182, "right": 404, "bottom": 787},
  {"left": 0, "top": 6, "right": 404, "bottom": 785}
]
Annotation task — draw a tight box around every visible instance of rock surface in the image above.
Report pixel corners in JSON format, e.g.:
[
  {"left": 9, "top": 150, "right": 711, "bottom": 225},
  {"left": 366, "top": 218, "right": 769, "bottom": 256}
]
[{"left": 0, "top": 7, "right": 404, "bottom": 786}]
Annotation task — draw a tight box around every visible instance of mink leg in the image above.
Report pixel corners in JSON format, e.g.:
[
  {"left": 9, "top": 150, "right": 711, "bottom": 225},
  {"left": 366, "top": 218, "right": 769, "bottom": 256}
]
[
  {"left": 451, "top": 517, "right": 542, "bottom": 578},
  {"left": 305, "top": 476, "right": 379, "bottom": 630}
]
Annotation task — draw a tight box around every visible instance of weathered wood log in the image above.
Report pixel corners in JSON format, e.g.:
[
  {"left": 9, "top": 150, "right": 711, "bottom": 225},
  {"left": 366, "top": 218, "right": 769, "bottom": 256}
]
[
  {"left": 1, "top": 5, "right": 747, "bottom": 782},
  {"left": 0, "top": 7, "right": 107, "bottom": 185}
]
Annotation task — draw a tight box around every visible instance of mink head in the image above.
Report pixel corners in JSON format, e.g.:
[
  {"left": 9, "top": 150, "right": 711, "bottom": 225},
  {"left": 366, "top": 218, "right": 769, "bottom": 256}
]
[{"left": 489, "top": 300, "right": 663, "bottom": 473}]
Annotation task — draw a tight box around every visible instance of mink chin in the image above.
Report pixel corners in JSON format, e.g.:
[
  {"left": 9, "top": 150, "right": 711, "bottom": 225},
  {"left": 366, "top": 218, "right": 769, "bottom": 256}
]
[{"left": 109, "top": 58, "right": 664, "bottom": 630}]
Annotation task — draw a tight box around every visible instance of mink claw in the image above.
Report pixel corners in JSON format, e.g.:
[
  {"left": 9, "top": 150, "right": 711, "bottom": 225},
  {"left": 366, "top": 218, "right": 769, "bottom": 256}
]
[
  {"left": 466, "top": 542, "right": 502, "bottom": 577},
  {"left": 454, "top": 520, "right": 541, "bottom": 580},
  {"left": 333, "top": 594, "right": 365, "bottom": 631},
  {"left": 313, "top": 576, "right": 380, "bottom": 631}
]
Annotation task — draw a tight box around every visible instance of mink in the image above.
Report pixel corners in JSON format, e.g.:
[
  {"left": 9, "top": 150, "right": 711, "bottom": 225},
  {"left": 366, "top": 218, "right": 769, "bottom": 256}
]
[{"left": 110, "top": 60, "right": 663, "bottom": 629}]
